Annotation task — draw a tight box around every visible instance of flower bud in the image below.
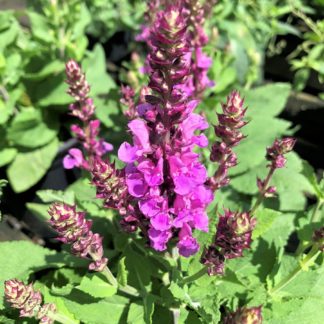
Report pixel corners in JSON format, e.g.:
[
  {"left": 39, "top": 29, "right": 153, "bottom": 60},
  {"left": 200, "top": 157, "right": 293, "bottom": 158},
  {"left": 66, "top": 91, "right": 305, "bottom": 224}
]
[
  {"left": 48, "top": 203, "right": 91, "bottom": 243},
  {"left": 66, "top": 60, "right": 90, "bottom": 102},
  {"left": 313, "top": 226, "right": 324, "bottom": 251},
  {"left": 223, "top": 306, "right": 262, "bottom": 324}
]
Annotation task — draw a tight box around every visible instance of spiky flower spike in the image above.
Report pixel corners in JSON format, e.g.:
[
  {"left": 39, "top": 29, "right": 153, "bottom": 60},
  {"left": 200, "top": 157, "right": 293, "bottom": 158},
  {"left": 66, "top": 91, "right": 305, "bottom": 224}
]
[
  {"left": 48, "top": 203, "right": 108, "bottom": 271},
  {"left": 201, "top": 210, "right": 256, "bottom": 275},
  {"left": 116, "top": 5, "right": 213, "bottom": 256},
  {"left": 209, "top": 91, "right": 248, "bottom": 191},
  {"left": 223, "top": 305, "right": 262, "bottom": 324},
  {"left": 4, "top": 279, "right": 56, "bottom": 323},
  {"left": 63, "top": 60, "right": 112, "bottom": 170}
]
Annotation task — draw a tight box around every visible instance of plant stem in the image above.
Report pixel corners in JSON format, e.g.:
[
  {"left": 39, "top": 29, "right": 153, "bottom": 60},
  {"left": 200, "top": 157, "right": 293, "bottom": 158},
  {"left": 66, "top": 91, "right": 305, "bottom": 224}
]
[
  {"left": 269, "top": 244, "right": 321, "bottom": 296},
  {"left": 102, "top": 266, "right": 140, "bottom": 297},
  {"left": 48, "top": 311, "right": 78, "bottom": 324},
  {"left": 180, "top": 267, "right": 207, "bottom": 285},
  {"left": 102, "top": 266, "right": 118, "bottom": 287},
  {"left": 251, "top": 167, "right": 275, "bottom": 214},
  {"left": 310, "top": 199, "right": 324, "bottom": 223}
]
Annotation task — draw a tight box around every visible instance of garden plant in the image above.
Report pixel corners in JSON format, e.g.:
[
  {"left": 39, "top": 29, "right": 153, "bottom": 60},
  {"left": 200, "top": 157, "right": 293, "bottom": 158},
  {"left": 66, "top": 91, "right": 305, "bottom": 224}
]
[{"left": 0, "top": 1, "right": 323, "bottom": 324}]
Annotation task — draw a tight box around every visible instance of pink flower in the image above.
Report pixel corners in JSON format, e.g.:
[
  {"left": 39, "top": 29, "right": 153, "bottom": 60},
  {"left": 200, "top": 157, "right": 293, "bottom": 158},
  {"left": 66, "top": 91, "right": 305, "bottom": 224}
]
[{"left": 63, "top": 148, "right": 86, "bottom": 169}]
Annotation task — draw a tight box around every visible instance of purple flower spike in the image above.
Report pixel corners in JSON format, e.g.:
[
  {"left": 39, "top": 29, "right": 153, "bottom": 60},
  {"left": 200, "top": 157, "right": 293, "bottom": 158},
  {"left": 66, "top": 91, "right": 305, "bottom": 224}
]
[
  {"left": 208, "top": 91, "right": 248, "bottom": 191},
  {"left": 223, "top": 305, "right": 263, "bottom": 324},
  {"left": 201, "top": 210, "right": 256, "bottom": 275},
  {"left": 48, "top": 203, "right": 108, "bottom": 272},
  {"left": 64, "top": 60, "right": 113, "bottom": 170},
  {"left": 5, "top": 279, "right": 56, "bottom": 323},
  {"left": 105, "top": 4, "right": 214, "bottom": 256}
]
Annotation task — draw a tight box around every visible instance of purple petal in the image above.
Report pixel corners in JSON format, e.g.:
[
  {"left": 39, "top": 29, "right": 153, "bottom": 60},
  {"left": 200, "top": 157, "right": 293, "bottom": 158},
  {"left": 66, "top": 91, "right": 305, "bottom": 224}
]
[
  {"left": 150, "top": 213, "right": 172, "bottom": 231},
  {"left": 126, "top": 172, "right": 148, "bottom": 197},
  {"left": 118, "top": 142, "right": 138, "bottom": 163}
]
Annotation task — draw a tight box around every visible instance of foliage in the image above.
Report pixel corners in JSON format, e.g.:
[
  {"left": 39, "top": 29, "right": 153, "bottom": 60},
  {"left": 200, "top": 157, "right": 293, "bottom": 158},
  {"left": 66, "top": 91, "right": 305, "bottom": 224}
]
[{"left": 1, "top": 1, "right": 323, "bottom": 324}]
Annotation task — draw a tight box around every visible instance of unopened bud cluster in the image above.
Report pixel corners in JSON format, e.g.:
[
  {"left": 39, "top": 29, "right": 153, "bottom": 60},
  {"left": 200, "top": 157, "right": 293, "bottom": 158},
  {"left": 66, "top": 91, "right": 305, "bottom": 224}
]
[
  {"left": 256, "top": 137, "right": 296, "bottom": 198},
  {"left": 201, "top": 210, "right": 256, "bottom": 275},
  {"left": 209, "top": 91, "right": 247, "bottom": 191},
  {"left": 266, "top": 138, "right": 296, "bottom": 169},
  {"left": 223, "top": 305, "right": 262, "bottom": 324},
  {"left": 313, "top": 226, "right": 324, "bottom": 251},
  {"left": 48, "top": 203, "right": 108, "bottom": 271},
  {"left": 4, "top": 279, "right": 56, "bottom": 324}
]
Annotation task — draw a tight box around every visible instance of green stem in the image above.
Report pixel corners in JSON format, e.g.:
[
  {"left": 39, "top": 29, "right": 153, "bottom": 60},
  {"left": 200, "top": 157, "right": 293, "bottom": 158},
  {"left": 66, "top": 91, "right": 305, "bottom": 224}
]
[
  {"left": 49, "top": 311, "right": 78, "bottom": 324},
  {"left": 251, "top": 167, "right": 275, "bottom": 215},
  {"left": 118, "top": 285, "right": 140, "bottom": 297},
  {"left": 102, "top": 266, "right": 140, "bottom": 298},
  {"left": 310, "top": 199, "right": 324, "bottom": 223},
  {"left": 269, "top": 244, "right": 321, "bottom": 296},
  {"left": 102, "top": 266, "right": 118, "bottom": 287},
  {"left": 180, "top": 267, "right": 207, "bottom": 285}
]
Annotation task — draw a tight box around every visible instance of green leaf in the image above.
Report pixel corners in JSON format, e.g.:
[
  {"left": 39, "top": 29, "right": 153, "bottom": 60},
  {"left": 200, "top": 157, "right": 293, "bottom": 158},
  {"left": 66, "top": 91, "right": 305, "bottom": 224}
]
[
  {"left": 7, "top": 138, "right": 59, "bottom": 192},
  {"left": 0, "top": 99, "right": 12, "bottom": 125},
  {"left": 0, "top": 148, "right": 17, "bottom": 167},
  {"left": 36, "top": 189, "right": 75, "bottom": 204},
  {"left": 77, "top": 273, "right": 117, "bottom": 298},
  {"left": 82, "top": 44, "right": 116, "bottom": 95},
  {"left": 127, "top": 302, "right": 144, "bottom": 324},
  {"left": 301, "top": 161, "right": 324, "bottom": 199},
  {"left": 7, "top": 108, "right": 58, "bottom": 148},
  {"left": 24, "top": 60, "right": 65, "bottom": 81},
  {"left": 243, "top": 83, "right": 291, "bottom": 118},
  {"left": 117, "top": 257, "right": 128, "bottom": 287},
  {"left": 36, "top": 73, "right": 71, "bottom": 106},
  {"left": 143, "top": 295, "right": 155, "bottom": 324},
  {"left": 26, "top": 202, "right": 50, "bottom": 221},
  {"left": 265, "top": 296, "right": 324, "bottom": 324},
  {"left": 63, "top": 293, "right": 129, "bottom": 324},
  {"left": 28, "top": 12, "right": 54, "bottom": 43},
  {"left": 0, "top": 241, "right": 59, "bottom": 309},
  {"left": 253, "top": 208, "right": 281, "bottom": 239},
  {"left": 230, "top": 117, "right": 291, "bottom": 175}
]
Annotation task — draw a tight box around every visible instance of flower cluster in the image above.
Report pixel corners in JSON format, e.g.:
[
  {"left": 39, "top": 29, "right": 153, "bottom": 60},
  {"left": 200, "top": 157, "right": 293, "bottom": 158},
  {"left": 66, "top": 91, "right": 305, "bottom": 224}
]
[
  {"left": 4, "top": 279, "right": 56, "bottom": 323},
  {"left": 266, "top": 137, "right": 296, "bottom": 169},
  {"left": 256, "top": 137, "right": 296, "bottom": 198},
  {"left": 223, "top": 305, "right": 262, "bottom": 324},
  {"left": 63, "top": 60, "right": 112, "bottom": 170},
  {"left": 48, "top": 203, "right": 108, "bottom": 271},
  {"left": 201, "top": 210, "right": 256, "bottom": 275},
  {"left": 136, "top": 0, "right": 214, "bottom": 98},
  {"left": 112, "top": 5, "right": 213, "bottom": 256},
  {"left": 209, "top": 91, "right": 247, "bottom": 191},
  {"left": 182, "top": 0, "right": 214, "bottom": 97}
]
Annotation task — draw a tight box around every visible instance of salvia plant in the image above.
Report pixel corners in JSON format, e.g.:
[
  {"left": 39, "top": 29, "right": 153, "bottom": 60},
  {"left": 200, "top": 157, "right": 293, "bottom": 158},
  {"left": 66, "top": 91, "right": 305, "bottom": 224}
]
[{"left": 1, "top": 1, "right": 324, "bottom": 324}]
